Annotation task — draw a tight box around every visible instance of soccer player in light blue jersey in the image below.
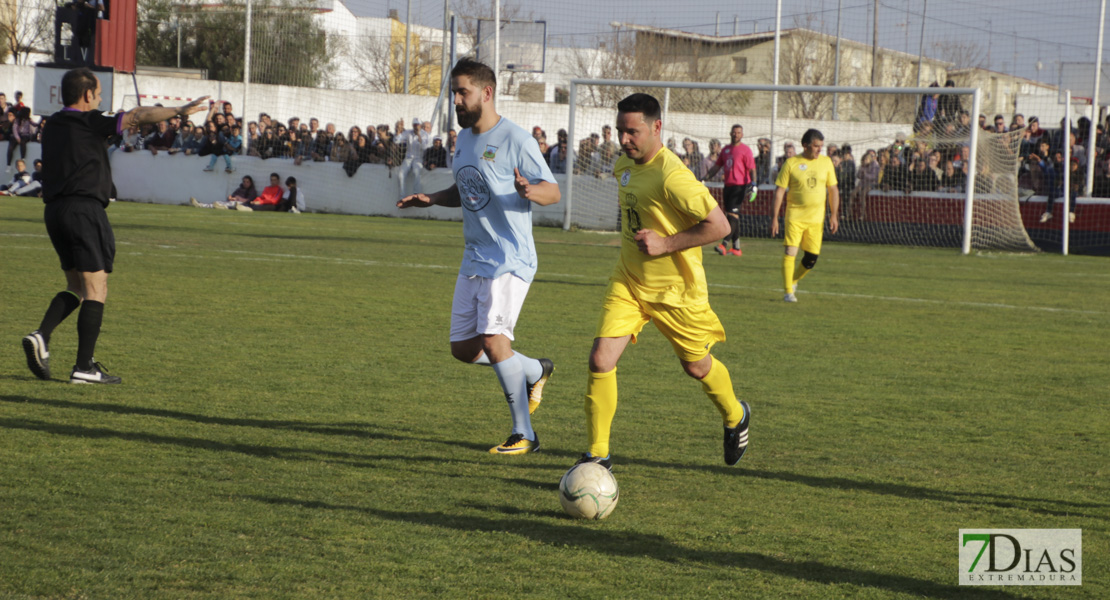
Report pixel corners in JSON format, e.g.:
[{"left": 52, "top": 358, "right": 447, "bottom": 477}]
[{"left": 397, "top": 58, "right": 561, "bottom": 455}]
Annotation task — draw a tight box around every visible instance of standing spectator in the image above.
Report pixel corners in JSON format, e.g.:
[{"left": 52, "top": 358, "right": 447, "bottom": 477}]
[
  {"left": 293, "top": 131, "right": 314, "bottom": 165},
  {"left": 7, "top": 107, "right": 34, "bottom": 170},
  {"left": 0, "top": 109, "right": 12, "bottom": 144},
  {"left": 548, "top": 139, "right": 568, "bottom": 174},
  {"left": 704, "top": 124, "right": 756, "bottom": 256},
  {"left": 939, "top": 159, "right": 966, "bottom": 193},
  {"left": 701, "top": 139, "right": 722, "bottom": 183},
  {"left": 576, "top": 135, "right": 598, "bottom": 175},
  {"left": 909, "top": 158, "right": 939, "bottom": 192},
  {"left": 597, "top": 125, "right": 620, "bottom": 173},
  {"left": 146, "top": 120, "right": 176, "bottom": 154},
  {"left": 682, "top": 138, "right": 706, "bottom": 180},
  {"left": 182, "top": 125, "right": 204, "bottom": 156},
  {"left": 771, "top": 141, "right": 796, "bottom": 181},
  {"left": 424, "top": 135, "right": 448, "bottom": 170},
  {"left": 755, "top": 137, "right": 772, "bottom": 185},
  {"left": 397, "top": 118, "right": 429, "bottom": 195},
  {"left": 546, "top": 128, "right": 567, "bottom": 165},
  {"left": 915, "top": 83, "right": 940, "bottom": 132},
  {"left": 333, "top": 134, "right": 359, "bottom": 177},
  {"left": 853, "top": 149, "right": 880, "bottom": 220},
  {"left": 446, "top": 129, "right": 458, "bottom": 169},
  {"left": 836, "top": 144, "right": 856, "bottom": 209},
  {"left": 881, "top": 154, "right": 910, "bottom": 193},
  {"left": 937, "top": 79, "right": 962, "bottom": 124}
]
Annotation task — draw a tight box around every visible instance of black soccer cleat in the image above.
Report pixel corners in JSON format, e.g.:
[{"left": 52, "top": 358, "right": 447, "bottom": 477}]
[
  {"left": 22, "top": 330, "right": 51, "bottom": 380},
  {"left": 575, "top": 453, "right": 613, "bottom": 471},
  {"left": 527, "top": 358, "right": 555, "bottom": 415},
  {"left": 70, "top": 361, "right": 122, "bottom": 385},
  {"left": 724, "top": 401, "right": 751, "bottom": 465}
]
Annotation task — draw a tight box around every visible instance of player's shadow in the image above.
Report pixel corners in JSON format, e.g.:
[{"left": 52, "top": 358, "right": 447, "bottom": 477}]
[
  {"left": 0, "top": 395, "right": 409, "bottom": 441},
  {"left": 0, "top": 414, "right": 446, "bottom": 470},
  {"left": 619, "top": 455, "right": 1110, "bottom": 520},
  {"left": 243, "top": 495, "right": 1025, "bottom": 600}
]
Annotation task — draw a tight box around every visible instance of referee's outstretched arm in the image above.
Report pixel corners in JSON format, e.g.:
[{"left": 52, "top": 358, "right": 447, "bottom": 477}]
[{"left": 120, "top": 96, "right": 210, "bottom": 131}]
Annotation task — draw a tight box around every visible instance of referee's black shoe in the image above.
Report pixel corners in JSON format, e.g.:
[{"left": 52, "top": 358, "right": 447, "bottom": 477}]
[
  {"left": 22, "top": 330, "right": 50, "bottom": 380},
  {"left": 70, "top": 361, "right": 122, "bottom": 385},
  {"left": 724, "top": 401, "right": 751, "bottom": 465}
]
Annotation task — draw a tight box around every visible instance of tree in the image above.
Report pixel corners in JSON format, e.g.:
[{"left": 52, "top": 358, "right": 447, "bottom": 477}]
[
  {"left": 1, "top": 0, "right": 54, "bottom": 65},
  {"left": 342, "top": 19, "right": 442, "bottom": 94},
  {"left": 136, "top": 0, "right": 332, "bottom": 87}
]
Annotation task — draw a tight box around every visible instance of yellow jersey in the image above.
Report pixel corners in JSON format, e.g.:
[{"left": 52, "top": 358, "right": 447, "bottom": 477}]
[
  {"left": 612, "top": 147, "right": 717, "bottom": 307},
  {"left": 774, "top": 155, "right": 838, "bottom": 224}
]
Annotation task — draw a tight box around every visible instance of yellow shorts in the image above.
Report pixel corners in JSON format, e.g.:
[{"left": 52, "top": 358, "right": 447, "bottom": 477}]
[
  {"left": 594, "top": 278, "right": 726, "bottom": 362},
  {"left": 784, "top": 219, "right": 824, "bottom": 254}
]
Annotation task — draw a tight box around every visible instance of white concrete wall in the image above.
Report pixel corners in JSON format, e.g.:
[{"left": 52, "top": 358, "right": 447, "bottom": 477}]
[{"left": 108, "top": 151, "right": 567, "bottom": 228}]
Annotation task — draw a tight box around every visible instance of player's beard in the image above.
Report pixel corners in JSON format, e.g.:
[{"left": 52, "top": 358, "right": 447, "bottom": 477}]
[{"left": 456, "top": 100, "right": 482, "bottom": 129}]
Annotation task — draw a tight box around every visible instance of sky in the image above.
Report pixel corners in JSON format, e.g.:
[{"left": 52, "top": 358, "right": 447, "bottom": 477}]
[{"left": 340, "top": 0, "right": 1110, "bottom": 89}]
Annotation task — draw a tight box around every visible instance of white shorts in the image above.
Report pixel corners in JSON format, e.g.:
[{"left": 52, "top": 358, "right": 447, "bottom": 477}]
[{"left": 449, "top": 273, "right": 531, "bottom": 342}]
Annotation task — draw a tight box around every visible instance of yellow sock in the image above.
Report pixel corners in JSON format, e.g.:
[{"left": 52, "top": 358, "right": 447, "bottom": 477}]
[
  {"left": 585, "top": 368, "right": 618, "bottom": 458},
  {"left": 782, "top": 254, "right": 796, "bottom": 294},
  {"left": 699, "top": 356, "right": 744, "bottom": 427},
  {"left": 793, "top": 265, "right": 810, "bottom": 287}
]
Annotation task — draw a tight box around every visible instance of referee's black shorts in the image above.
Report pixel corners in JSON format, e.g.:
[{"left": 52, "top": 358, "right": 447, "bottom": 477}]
[
  {"left": 44, "top": 197, "right": 116, "bottom": 273},
  {"left": 721, "top": 184, "right": 752, "bottom": 215}
]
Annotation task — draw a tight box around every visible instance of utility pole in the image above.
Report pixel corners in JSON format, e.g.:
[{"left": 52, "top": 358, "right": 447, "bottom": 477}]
[
  {"left": 403, "top": 0, "right": 412, "bottom": 94},
  {"left": 870, "top": 0, "right": 879, "bottom": 120}
]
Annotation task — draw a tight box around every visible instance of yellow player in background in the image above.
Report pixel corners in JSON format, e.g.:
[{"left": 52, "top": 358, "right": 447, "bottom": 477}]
[{"left": 771, "top": 128, "right": 840, "bottom": 303}]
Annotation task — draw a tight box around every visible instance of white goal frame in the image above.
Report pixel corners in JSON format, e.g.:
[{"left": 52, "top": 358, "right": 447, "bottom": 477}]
[{"left": 566, "top": 79, "right": 983, "bottom": 255}]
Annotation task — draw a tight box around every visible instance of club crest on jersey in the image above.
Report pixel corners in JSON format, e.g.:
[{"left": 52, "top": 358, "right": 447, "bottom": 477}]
[
  {"left": 482, "top": 145, "right": 498, "bottom": 161},
  {"left": 620, "top": 169, "right": 631, "bottom": 187},
  {"left": 799, "top": 164, "right": 808, "bottom": 171}
]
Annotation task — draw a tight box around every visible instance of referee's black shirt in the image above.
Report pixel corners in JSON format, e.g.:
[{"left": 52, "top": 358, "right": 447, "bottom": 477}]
[{"left": 41, "top": 108, "right": 121, "bottom": 207}]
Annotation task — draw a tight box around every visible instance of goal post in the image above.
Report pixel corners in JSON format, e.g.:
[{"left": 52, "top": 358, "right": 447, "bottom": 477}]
[{"left": 565, "top": 79, "right": 1038, "bottom": 254}]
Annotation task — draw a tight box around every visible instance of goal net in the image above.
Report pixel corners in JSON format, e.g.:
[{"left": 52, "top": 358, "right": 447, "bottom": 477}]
[{"left": 565, "top": 80, "right": 1038, "bottom": 253}]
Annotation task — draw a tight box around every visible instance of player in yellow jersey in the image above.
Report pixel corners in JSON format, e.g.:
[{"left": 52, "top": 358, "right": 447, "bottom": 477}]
[
  {"left": 771, "top": 128, "right": 840, "bottom": 303},
  {"left": 576, "top": 93, "right": 750, "bottom": 470}
]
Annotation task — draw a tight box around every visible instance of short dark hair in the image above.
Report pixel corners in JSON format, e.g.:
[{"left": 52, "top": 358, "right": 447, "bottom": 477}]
[
  {"left": 617, "top": 93, "right": 661, "bottom": 122},
  {"left": 801, "top": 128, "right": 824, "bottom": 146},
  {"left": 61, "top": 68, "right": 99, "bottom": 107},
  {"left": 286, "top": 176, "right": 297, "bottom": 186},
  {"left": 270, "top": 172, "right": 280, "bottom": 180},
  {"left": 451, "top": 57, "right": 497, "bottom": 91}
]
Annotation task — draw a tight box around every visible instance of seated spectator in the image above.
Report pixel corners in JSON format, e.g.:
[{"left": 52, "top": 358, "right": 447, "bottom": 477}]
[
  {"left": 200, "top": 123, "right": 234, "bottom": 173},
  {"left": 280, "top": 177, "right": 305, "bottom": 213},
  {"left": 6, "top": 158, "right": 45, "bottom": 197},
  {"left": 119, "top": 125, "right": 144, "bottom": 152},
  {"left": 225, "top": 124, "right": 243, "bottom": 159},
  {"left": 424, "top": 135, "right": 448, "bottom": 171},
  {"left": 0, "top": 158, "right": 30, "bottom": 190},
  {"left": 548, "top": 139, "right": 568, "bottom": 174},
  {"left": 234, "top": 173, "right": 284, "bottom": 211},
  {"left": 191, "top": 175, "right": 259, "bottom": 209}
]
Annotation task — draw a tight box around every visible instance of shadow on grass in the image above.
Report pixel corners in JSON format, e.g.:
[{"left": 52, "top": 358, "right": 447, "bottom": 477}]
[
  {"left": 0, "top": 395, "right": 407, "bottom": 441},
  {"left": 620, "top": 455, "right": 1110, "bottom": 520},
  {"left": 4, "top": 394, "right": 1103, "bottom": 519},
  {"left": 244, "top": 495, "right": 1025, "bottom": 600}
]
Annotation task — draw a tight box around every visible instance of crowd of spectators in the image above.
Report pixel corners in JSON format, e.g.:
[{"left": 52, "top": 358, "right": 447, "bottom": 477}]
[{"left": 8, "top": 82, "right": 1110, "bottom": 223}]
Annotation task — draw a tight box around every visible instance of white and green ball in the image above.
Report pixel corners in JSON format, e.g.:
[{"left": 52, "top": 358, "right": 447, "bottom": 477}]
[{"left": 558, "top": 462, "right": 619, "bottom": 520}]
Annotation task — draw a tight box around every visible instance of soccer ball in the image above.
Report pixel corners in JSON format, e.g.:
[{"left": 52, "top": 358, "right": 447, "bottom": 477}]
[{"left": 558, "top": 462, "right": 619, "bottom": 520}]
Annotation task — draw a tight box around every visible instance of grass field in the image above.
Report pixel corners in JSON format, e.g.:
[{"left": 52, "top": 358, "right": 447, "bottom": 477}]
[{"left": 1, "top": 197, "right": 1107, "bottom": 599}]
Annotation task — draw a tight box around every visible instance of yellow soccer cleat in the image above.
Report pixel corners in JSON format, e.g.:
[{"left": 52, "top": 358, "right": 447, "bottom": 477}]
[
  {"left": 527, "top": 358, "right": 555, "bottom": 415},
  {"left": 489, "top": 432, "right": 540, "bottom": 455}
]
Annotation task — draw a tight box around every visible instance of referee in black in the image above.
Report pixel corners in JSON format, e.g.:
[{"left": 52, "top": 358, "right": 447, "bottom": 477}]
[{"left": 21, "top": 68, "right": 208, "bottom": 384}]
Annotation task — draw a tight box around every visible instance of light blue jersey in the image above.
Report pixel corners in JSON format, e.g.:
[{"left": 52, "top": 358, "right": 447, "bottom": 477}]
[{"left": 453, "top": 116, "right": 556, "bottom": 282}]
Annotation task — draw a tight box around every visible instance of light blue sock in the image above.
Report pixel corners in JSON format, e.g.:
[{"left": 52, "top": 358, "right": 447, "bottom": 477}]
[
  {"left": 513, "top": 351, "right": 544, "bottom": 384},
  {"left": 490, "top": 354, "right": 533, "bottom": 440},
  {"left": 472, "top": 353, "right": 491, "bottom": 365}
]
